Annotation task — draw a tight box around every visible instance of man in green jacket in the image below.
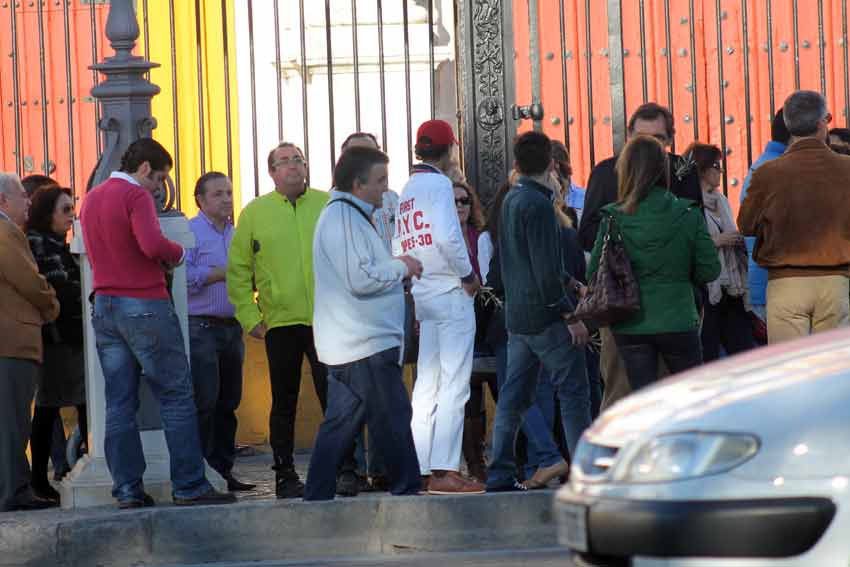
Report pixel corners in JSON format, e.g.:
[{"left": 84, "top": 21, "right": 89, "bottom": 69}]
[{"left": 227, "top": 142, "right": 329, "bottom": 499}]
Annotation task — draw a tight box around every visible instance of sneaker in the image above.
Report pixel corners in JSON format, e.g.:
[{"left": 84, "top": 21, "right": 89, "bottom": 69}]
[
  {"left": 276, "top": 468, "right": 305, "bottom": 499},
  {"left": 427, "top": 471, "right": 485, "bottom": 495},
  {"left": 335, "top": 470, "right": 360, "bottom": 497},
  {"left": 118, "top": 493, "right": 156, "bottom": 509},
  {"left": 173, "top": 488, "right": 237, "bottom": 507}
]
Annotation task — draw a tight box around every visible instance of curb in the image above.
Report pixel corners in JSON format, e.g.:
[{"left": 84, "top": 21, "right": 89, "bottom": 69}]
[{"left": 0, "top": 491, "right": 557, "bottom": 567}]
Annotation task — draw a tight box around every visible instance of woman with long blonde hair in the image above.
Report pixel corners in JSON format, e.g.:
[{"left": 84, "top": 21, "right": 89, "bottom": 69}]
[{"left": 587, "top": 135, "right": 720, "bottom": 390}]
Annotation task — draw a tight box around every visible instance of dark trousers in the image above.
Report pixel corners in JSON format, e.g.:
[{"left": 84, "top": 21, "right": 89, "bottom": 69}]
[
  {"left": 701, "top": 294, "right": 756, "bottom": 362},
  {"left": 31, "top": 404, "right": 87, "bottom": 487},
  {"left": 189, "top": 317, "right": 245, "bottom": 476},
  {"left": 0, "top": 358, "right": 38, "bottom": 511},
  {"left": 265, "top": 325, "right": 327, "bottom": 470},
  {"left": 614, "top": 330, "right": 703, "bottom": 392},
  {"left": 304, "top": 347, "right": 421, "bottom": 500},
  {"left": 466, "top": 371, "right": 499, "bottom": 419}
]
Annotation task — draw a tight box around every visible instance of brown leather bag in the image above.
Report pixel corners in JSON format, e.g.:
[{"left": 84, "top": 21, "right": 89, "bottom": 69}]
[{"left": 573, "top": 214, "right": 640, "bottom": 327}]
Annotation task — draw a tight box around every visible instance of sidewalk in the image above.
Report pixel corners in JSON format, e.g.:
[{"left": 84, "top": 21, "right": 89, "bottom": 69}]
[{"left": 1, "top": 449, "right": 559, "bottom": 567}]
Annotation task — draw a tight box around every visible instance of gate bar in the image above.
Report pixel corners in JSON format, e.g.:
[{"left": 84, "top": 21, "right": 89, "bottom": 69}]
[
  {"left": 9, "top": 2, "right": 21, "bottom": 176},
  {"left": 402, "top": 0, "right": 414, "bottom": 169},
  {"left": 298, "top": 0, "right": 311, "bottom": 169},
  {"left": 559, "top": 0, "right": 571, "bottom": 149},
  {"left": 663, "top": 0, "right": 675, "bottom": 153},
  {"left": 324, "top": 0, "right": 337, "bottom": 169},
  {"left": 220, "top": 0, "right": 234, "bottom": 179},
  {"left": 62, "top": 0, "right": 76, "bottom": 190},
  {"left": 351, "top": 0, "right": 362, "bottom": 131},
  {"left": 688, "top": 0, "right": 699, "bottom": 139},
  {"left": 142, "top": 0, "right": 150, "bottom": 78},
  {"left": 376, "top": 0, "right": 389, "bottom": 152},
  {"left": 792, "top": 0, "right": 800, "bottom": 90},
  {"left": 168, "top": 0, "right": 182, "bottom": 193},
  {"left": 841, "top": 0, "right": 850, "bottom": 128},
  {"left": 247, "top": 0, "right": 259, "bottom": 194},
  {"left": 817, "top": 0, "right": 826, "bottom": 96},
  {"left": 639, "top": 0, "right": 648, "bottom": 103},
  {"left": 90, "top": 1, "right": 102, "bottom": 156},
  {"left": 608, "top": 0, "right": 627, "bottom": 153},
  {"left": 585, "top": 0, "right": 596, "bottom": 166},
  {"left": 715, "top": 0, "right": 728, "bottom": 196},
  {"left": 529, "top": 0, "right": 543, "bottom": 133},
  {"left": 428, "top": 0, "right": 435, "bottom": 120},
  {"left": 741, "top": 0, "right": 753, "bottom": 167},
  {"left": 274, "top": 0, "right": 284, "bottom": 141},
  {"left": 766, "top": 0, "right": 775, "bottom": 113},
  {"left": 194, "top": 0, "right": 207, "bottom": 174},
  {"left": 36, "top": 0, "right": 49, "bottom": 175}
]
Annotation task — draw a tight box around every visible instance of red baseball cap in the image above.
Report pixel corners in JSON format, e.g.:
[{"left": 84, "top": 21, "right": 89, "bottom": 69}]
[{"left": 416, "top": 119, "right": 458, "bottom": 149}]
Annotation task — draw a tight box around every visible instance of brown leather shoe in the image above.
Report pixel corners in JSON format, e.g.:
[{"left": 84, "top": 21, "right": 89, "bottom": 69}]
[
  {"left": 427, "top": 470, "right": 485, "bottom": 495},
  {"left": 523, "top": 459, "right": 570, "bottom": 490},
  {"left": 419, "top": 475, "right": 431, "bottom": 494}
]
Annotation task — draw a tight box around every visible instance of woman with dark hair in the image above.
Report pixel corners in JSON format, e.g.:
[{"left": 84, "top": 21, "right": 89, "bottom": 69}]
[
  {"left": 453, "top": 181, "right": 497, "bottom": 481},
  {"left": 588, "top": 136, "right": 720, "bottom": 391},
  {"left": 685, "top": 142, "right": 755, "bottom": 361},
  {"left": 26, "top": 186, "right": 86, "bottom": 503}
]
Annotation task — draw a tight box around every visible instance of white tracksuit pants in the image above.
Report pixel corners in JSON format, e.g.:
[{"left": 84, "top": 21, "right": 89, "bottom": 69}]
[{"left": 410, "top": 288, "right": 476, "bottom": 474}]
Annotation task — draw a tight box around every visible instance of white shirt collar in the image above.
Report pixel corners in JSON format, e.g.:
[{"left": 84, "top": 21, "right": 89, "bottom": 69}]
[{"left": 110, "top": 171, "right": 141, "bottom": 186}]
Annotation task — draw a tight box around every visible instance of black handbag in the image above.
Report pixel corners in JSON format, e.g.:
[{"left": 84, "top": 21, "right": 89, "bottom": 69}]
[{"left": 573, "top": 214, "right": 641, "bottom": 327}]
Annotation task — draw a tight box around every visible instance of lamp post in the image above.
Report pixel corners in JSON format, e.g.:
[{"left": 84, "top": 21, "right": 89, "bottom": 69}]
[{"left": 63, "top": 0, "right": 221, "bottom": 508}]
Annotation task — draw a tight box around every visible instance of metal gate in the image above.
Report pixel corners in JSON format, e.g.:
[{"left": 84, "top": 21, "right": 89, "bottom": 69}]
[{"left": 2, "top": 1, "right": 850, "bottom": 211}]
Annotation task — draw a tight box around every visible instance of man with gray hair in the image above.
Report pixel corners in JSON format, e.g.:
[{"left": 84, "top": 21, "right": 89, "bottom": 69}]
[
  {"left": 0, "top": 173, "right": 60, "bottom": 511},
  {"left": 739, "top": 90, "right": 850, "bottom": 343}
]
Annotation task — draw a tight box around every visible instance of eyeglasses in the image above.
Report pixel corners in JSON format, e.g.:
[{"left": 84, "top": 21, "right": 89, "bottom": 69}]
[
  {"left": 455, "top": 198, "right": 471, "bottom": 207},
  {"left": 272, "top": 156, "right": 305, "bottom": 168}
]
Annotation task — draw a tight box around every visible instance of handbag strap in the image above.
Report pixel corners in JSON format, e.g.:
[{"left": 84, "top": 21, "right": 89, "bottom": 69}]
[{"left": 328, "top": 197, "right": 377, "bottom": 233}]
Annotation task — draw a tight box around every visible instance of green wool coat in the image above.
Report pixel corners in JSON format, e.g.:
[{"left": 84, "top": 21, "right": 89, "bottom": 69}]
[{"left": 587, "top": 187, "right": 721, "bottom": 335}]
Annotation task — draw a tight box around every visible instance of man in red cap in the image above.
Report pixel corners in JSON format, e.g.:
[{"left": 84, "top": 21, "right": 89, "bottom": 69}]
[{"left": 393, "top": 120, "right": 483, "bottom": 494}]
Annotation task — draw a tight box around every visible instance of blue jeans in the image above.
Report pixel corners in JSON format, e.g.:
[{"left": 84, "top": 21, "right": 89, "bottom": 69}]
[
  {"left": 92, "top": 296, "right": 211, "bottom": 502},
  {"left": 304, "top": 347, "right": 421, "bottom": 500},
  {"left": 488, "top": 320, "right": 591, "bottom": 489},
  {"left": 188, "top": 317, "right": 245, "bottom": 477}
]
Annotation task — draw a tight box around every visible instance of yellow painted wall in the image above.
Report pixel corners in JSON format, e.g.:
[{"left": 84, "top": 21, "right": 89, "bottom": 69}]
[{"left": 138, "top": 1, "right": 241, "bottom": 219}]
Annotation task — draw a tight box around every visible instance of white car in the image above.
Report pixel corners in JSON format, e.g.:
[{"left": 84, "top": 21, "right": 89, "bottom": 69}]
[{"left": 555, "top": 329, "right": 850, "bottom": 566}]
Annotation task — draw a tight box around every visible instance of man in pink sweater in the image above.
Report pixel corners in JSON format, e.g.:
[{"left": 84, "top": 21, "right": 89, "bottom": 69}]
[{"left": 80, "top": 138, "right": 234, "bottom": 508}]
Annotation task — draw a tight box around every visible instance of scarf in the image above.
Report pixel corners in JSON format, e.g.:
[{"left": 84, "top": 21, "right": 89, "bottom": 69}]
[{"left": 702, "top": 190, "right": 749, "bottom": 306}]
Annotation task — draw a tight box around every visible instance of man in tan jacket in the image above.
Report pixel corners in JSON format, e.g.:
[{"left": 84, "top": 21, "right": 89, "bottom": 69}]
[
  {"left": 739, "top": 91, "right": 850, "bottom": 343},
  {"left": 0, "top": 172, "right": 60, "bottom": 511}
]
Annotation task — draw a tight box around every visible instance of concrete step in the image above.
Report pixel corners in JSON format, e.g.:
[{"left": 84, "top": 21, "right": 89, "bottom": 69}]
[{"left": 0, "top": 490, "right": 558, "bottom": 567}]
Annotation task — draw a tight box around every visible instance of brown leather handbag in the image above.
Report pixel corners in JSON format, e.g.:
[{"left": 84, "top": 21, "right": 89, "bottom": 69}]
[{"left": 573, "top": 214, "right": 641, "bottom": 327}]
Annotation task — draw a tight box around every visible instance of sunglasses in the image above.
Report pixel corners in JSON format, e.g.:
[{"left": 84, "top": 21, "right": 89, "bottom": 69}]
[{"left": 455, "top": 197, "right": 471, "bottom": 207}]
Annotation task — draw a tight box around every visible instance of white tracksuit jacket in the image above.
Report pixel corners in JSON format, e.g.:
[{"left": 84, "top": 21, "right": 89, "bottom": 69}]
[{"left": 392, "top": 164, "right": 473, "bottom": 303}]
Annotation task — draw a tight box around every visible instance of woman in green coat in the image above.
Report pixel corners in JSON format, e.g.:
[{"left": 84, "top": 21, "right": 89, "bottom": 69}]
[{"left": 587, "top": 136, "right": 721, "bottom": 391}]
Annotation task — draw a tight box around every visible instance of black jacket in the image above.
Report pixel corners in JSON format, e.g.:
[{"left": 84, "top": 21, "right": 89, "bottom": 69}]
[{"left": 578, "top": 153, "right": 703, "bottom": 251}]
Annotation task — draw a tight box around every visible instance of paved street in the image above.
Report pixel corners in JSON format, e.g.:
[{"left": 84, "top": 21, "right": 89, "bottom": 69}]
[{"left": 164, "top": 548, "right": 574, "bottom": 567}]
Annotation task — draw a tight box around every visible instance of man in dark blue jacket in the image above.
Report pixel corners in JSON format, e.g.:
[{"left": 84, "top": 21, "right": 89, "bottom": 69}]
[{"left": 486, "top": 132, "right": 591, "bottom": 492}]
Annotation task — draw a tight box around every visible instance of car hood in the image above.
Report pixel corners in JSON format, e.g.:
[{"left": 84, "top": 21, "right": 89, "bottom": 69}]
[{"left": 587, "top": 329, "right": 850, "bottom": 450}]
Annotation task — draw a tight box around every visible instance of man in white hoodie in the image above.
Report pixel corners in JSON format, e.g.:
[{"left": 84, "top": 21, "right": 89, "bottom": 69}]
[
  {"left": 394, "top": 120, "right": 484, "bottom": 495},
  {"left": 304, "top": 146, "right": 423, "bottom": 501}
]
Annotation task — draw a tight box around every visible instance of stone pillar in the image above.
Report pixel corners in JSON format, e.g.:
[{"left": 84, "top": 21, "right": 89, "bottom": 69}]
[{"left": 61, "top": 0, "right": 222, "bottom": 508}]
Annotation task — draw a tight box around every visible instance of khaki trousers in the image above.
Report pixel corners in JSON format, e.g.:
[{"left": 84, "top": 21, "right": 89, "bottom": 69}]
[{"left": 766, "top": 275, "right": 850, "bottom": 345}]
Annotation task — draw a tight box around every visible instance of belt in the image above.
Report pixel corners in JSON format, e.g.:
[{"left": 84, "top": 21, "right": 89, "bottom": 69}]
[{"left": 190, "top": 315, "right": 240, "bottom": 326}]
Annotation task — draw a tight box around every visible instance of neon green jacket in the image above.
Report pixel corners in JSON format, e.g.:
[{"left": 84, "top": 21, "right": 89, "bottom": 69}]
[{"left": 227, "top": 188, "right": 329, "bottom": 332}]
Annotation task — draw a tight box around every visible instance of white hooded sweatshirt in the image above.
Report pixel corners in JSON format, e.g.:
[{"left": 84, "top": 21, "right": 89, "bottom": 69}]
[{"left": 393, "top": 164, "right": 473, "bottom": 303}]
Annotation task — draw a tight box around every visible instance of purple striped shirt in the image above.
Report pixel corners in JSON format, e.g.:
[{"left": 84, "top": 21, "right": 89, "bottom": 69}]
[{"left": 186, "top": 212, "right": 236, "bottom": 318}]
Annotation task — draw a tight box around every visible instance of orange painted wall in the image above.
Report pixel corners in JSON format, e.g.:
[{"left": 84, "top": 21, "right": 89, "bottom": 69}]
[
  {"left": 0, "top": 2, "right": 109, "bottom": 200},
  {"left": 514, "top": 0, "right": 850, "bottom": 215}
]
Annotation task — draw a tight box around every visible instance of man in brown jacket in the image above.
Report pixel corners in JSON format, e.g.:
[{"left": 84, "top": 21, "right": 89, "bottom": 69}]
[
  {"left": 739, "top": 91, "right": 850, "bottom": 344},
  {"left": 0, "top": 172, "right": 60, "bottom": 511}
]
